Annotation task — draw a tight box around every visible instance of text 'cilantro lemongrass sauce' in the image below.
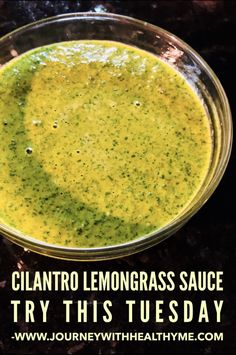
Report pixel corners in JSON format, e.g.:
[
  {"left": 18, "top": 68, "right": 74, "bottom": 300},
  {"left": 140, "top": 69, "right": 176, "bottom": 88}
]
[{"left": 0, "top": 40, "right": 212, "bottom": 248}]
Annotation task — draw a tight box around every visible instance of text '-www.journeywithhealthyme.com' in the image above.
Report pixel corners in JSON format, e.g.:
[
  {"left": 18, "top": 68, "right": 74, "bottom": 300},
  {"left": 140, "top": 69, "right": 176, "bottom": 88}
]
[{"left": 11, "top": 331, "right": 223, "bottom": 342}]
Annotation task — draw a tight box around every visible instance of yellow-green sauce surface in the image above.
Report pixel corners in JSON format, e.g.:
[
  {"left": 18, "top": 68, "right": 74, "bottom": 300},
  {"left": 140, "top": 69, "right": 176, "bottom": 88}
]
[{"left": 0, "top": 40, "right": 212, "bottom": 248}]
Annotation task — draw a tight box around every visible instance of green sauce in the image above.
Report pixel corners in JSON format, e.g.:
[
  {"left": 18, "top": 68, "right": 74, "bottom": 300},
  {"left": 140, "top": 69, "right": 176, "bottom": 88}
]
[{"left": 0, "top": 41, "right": 212, "bottom": 247}]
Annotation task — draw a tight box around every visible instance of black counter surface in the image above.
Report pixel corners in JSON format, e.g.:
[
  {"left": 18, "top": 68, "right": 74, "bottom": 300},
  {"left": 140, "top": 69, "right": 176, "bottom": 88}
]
[{"left": 0, "top": 1, "right": 235, "bottom": 354}]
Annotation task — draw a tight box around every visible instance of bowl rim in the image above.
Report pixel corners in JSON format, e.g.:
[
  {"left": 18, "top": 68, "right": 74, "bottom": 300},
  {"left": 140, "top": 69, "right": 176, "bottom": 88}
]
[{"left": 0, "top": 12, "right": 233, "bottom": 259}]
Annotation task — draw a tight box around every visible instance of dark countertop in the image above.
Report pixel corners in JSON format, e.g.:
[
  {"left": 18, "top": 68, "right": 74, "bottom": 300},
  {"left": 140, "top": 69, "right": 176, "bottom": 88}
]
[{"left": 0, "top": 1, "right": 235, "bottom": 354}]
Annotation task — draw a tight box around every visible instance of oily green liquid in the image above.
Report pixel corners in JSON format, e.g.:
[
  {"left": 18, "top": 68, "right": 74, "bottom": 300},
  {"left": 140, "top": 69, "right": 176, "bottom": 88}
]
[{"left": 0, "top": 41, "right": 211, "bottom": 247}]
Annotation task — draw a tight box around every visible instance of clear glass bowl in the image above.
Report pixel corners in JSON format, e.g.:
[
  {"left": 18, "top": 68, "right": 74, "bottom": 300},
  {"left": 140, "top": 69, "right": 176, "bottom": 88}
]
[{"left": 0, "top": 13, "right": 232, "bottom": 260}]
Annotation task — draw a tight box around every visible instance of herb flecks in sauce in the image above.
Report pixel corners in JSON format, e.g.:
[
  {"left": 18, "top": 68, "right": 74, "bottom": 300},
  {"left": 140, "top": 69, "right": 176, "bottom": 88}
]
[{"left": 0, "top": 41, "right": 211, "bottom": 247}]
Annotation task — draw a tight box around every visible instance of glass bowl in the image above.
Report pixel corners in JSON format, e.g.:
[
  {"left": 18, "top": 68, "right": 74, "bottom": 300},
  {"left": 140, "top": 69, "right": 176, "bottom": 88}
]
[{"left": 0, "top": 13, "right": 232, "bottom": 260}]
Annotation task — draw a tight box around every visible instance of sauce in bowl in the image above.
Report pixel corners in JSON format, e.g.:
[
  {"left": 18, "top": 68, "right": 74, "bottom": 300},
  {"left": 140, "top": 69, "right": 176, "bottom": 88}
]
[{"left": 0, "top": 40, "right": 212, "bottom": 248}]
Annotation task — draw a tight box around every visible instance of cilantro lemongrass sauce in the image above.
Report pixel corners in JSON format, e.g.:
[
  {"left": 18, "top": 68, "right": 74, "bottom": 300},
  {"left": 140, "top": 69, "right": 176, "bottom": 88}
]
[{"left": 0, "top": 41, "right": 212, "bottom": 247}]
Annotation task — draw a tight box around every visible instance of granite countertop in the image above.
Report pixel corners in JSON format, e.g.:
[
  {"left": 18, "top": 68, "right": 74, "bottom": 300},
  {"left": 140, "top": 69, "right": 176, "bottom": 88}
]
[{"left": 0, "top": 1, "right": 235, "bottom": 354}]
